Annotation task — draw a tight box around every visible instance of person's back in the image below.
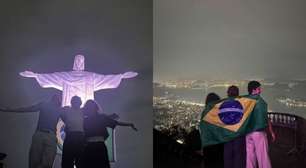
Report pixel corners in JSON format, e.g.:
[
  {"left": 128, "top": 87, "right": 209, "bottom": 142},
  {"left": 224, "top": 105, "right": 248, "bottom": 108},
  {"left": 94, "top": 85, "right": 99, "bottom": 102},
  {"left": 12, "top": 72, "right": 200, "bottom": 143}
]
[
  {"left": 223, "top": 85, "right": 246, "bottom": 168},
  {"left": 84, "top": 114, "right": 115, "bottom": 139},
  {"left": 83, "top": 114, "right": 115, "bottom": 168},
  {"left": 62, "top": 107, "right": 83, "bottom": 132},
  {"left": 200, "top": 92, "right": 223, "bottom": 168},
  {"left": 0, "top": 94, "right": 62, "bottom": 168},
  {"left": 36, "top": 101, "right": 62, "bottom": 132},
  {"left": 82, "top": 100, "right": 137, "bottom": 168},
  {"left": 61, "top": 96, "right": 84, "bottom": 168},
  {"left": 245, "top": 81, "right": 274, "bottom": 168},
  {"left": 244, "top": 94, "right": 269, "bottom": 131}
]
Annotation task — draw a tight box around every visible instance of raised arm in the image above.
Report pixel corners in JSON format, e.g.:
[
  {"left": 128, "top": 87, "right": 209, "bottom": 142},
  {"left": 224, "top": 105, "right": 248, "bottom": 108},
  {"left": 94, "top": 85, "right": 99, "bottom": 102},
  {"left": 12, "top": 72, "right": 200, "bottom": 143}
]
[
  {"left": 0, "top": 103, "right": 41, "bottom": 113},
  {"left": 20, "top": 70, "right": 65, "bottom": 91},
  {"left": 117, "top": 121, "right": 138, "bottom": 131},
  {"left": 100, "top": 114, "right": 137, "bottom": 131},
  {"left": 108, "top": 113, "right": 120, "bottom": 120}
]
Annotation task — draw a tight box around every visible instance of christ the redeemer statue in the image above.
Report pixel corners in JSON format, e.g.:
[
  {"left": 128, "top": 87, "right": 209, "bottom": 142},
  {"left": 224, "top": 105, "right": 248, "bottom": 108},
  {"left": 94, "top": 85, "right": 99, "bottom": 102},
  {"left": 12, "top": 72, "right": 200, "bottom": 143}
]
[
  {"left": 20, "top": 54, "right": 137, "bottom": 107},
  {"left": 19, "top": 54, "right": 137, "bottom": 160}
]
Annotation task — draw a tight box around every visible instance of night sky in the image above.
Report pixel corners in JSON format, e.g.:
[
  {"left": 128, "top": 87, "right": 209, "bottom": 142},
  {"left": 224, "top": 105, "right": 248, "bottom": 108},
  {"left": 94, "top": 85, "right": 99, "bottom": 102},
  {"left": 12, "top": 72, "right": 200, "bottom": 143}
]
[
  {"left": 154, "top": 0, "right": 306, "bottom": 81},
  {"left": 0, "top": 1, "right": 152, "bottom": 168}
]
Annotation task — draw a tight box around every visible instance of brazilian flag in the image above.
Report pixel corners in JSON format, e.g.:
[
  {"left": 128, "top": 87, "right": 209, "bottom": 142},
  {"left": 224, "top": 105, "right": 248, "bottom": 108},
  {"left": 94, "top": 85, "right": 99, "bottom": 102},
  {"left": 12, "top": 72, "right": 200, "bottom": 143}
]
[{"left": 199, "top": 95, "right": 268, "bottom": 147}]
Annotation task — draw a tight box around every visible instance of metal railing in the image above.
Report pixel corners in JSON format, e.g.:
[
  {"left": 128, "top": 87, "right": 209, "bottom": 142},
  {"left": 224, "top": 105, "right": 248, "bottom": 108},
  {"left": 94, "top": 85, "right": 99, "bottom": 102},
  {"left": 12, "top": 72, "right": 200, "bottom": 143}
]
[{"left": 268, "top": 112, "right": 305, "bottom": 155}]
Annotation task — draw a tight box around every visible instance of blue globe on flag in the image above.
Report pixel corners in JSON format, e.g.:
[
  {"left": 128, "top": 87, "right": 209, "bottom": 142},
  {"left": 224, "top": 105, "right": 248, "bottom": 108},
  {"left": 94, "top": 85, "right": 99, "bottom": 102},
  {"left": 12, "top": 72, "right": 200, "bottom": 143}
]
[{"left": 218, "top": 99, "right": 244, "bottom": 125}]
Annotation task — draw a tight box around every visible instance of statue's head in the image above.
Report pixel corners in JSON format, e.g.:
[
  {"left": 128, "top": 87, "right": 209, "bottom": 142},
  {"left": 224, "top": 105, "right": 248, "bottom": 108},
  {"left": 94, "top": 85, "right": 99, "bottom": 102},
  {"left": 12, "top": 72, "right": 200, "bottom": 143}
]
[{"left": 73, "top": 54, "right": 85, "bottom": 71}]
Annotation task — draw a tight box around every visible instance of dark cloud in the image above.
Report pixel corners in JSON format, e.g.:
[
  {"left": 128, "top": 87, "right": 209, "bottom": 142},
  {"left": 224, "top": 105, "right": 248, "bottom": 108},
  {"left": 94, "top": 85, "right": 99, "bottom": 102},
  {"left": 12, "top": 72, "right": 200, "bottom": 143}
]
[{"left": 154, "top": 0, "right": 306, "bottom": 81}]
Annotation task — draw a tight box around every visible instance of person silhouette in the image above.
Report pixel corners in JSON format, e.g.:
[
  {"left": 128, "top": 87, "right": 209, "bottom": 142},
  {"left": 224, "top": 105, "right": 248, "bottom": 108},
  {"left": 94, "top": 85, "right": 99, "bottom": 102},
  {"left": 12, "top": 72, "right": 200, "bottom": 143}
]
[
  {"left": 81, "top": 100, "right": 137, "bottom": 168},
  {"left": 200, "top": 92, "right": 223, "bottom": 168},
  {"left": 61, "top": 96, "right": 84, "bottom": 168},
  {"left": 0, "top": 94, "right": 62, "bottom": 168},
  {"left": 19, "top": 54, "right": 138, "bottom": 154}
]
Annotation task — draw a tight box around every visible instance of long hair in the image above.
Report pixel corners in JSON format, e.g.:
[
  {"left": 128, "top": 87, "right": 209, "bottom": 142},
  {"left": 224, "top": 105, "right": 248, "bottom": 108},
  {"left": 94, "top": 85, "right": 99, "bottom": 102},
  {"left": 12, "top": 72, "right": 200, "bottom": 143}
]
[
  {"left": 82, "top": 99, "right": 99, "bottom": 117},
  {"left": 205, "top": 92, "right": 221, "bottom": 105}
]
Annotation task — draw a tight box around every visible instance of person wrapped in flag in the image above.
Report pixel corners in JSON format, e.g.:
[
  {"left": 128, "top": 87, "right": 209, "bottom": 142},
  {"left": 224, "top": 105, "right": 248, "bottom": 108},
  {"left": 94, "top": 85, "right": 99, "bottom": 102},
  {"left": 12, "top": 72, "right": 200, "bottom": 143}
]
[
  {"left": 221, "top": 85, "right": 246, "bottom": 168},
  {"left": 201, "top": 92, "right": 223, "bottom": 168},
  {"left": 199, "top": 81, "right": 276, "bottom": 168},
  {"left": 245, "top": 81, "right": 275, "bottom": 168}
]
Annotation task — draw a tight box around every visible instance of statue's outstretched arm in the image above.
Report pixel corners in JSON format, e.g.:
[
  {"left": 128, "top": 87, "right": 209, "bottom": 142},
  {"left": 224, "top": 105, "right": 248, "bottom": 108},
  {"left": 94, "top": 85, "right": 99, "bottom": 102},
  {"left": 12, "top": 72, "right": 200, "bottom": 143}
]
[
  {"left": 19, "top": 71, "right": 64, "bottom": 91},
  {"left": 93, "top": 71, "right": 137, "bottom": 91},
  {"left": 19, "top": 70, "right": 38, "bottom": 78},
  {"left": 117, "top": 121, "right": 138, "bottom": 131},
  {"left": 122, "top": 71, "right": 138, "bottom": 79}
]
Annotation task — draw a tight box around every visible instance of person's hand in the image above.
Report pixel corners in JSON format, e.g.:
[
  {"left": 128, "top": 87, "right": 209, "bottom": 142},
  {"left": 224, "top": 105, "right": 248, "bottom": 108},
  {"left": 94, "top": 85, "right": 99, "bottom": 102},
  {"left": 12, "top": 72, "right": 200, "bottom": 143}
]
[
  {"left": 271, "top": 131, "right": 276, "bottom": 142},
  {"left": 20, "top": 71, "right": 37, "bottom": 78},
  {"left": 109, "top": 113, "right": 120, "bottom": 120},
  {"left": 130, "top": 124, "right": 138, "bottom": 131},
  {"left": 122, "top": 72, "right": 138, "bottom": 79}
]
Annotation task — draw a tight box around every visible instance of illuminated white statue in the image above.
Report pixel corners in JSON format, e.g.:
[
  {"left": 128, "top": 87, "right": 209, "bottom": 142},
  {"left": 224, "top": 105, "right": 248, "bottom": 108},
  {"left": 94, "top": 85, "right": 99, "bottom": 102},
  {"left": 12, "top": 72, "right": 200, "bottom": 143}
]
[
  {"left": 20, "top": 54, "right": 138, "bottom": 107},
  {"left": 19, "top": 54, "right": 138, "bottom": 156}
]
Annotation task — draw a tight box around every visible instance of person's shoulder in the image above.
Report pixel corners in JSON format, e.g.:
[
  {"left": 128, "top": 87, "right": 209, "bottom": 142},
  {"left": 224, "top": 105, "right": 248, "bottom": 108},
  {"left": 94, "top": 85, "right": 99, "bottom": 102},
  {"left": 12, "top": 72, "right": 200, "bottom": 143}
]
[
  {"left": 62, "top": 106, "right": 70, "bottom": 111},
  {"left": 245, "top": 95, "right": 267, "bottom": 106},
  {"left": 95, "top": 114, "right": 107, "bottom": 120},
  {"left": 202, "top": 99, "right": 221, "bottom": 115},
  {"left": 257, "top": 96, "right": 267, "bottom": 105},
  {"left": 206, "top": 98, "right": 223, "bottom": 107},
  {"left": 241, "top": 94, "right": 262, "bottom": 100},
  {"left": 241, "top": 94, "right": 252, "bottom": 99}
]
